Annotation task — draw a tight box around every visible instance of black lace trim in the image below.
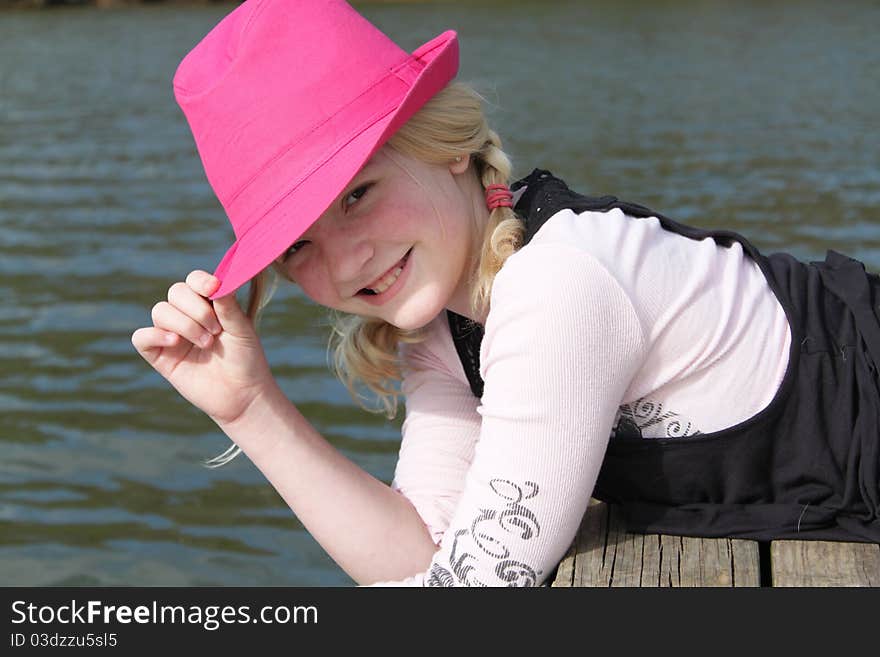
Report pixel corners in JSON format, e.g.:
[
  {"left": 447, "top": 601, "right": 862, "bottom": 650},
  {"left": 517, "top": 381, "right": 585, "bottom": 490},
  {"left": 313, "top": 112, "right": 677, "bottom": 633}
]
[{"left": 447, "top": 311, "right": 485, "bottom": 398}]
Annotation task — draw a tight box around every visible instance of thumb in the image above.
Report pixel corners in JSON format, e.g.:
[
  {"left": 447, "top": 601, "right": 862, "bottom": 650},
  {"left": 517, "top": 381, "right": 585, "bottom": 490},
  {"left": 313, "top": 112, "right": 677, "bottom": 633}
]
[{"left": 209, "top": 281, "right": 254, "bottom": 336}]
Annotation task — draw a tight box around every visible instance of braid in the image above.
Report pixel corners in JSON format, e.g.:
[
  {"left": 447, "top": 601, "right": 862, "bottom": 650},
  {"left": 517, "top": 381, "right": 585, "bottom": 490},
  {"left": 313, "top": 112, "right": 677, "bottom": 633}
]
[{"left": 471, "top": 130, "right": 525, "bottom": 319}]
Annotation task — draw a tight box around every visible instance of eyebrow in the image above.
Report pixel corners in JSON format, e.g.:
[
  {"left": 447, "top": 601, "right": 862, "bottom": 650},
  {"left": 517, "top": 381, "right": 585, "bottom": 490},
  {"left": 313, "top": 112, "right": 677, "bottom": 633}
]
[{"left": 354, "top": 160, "right": 379, "bottom": 178}]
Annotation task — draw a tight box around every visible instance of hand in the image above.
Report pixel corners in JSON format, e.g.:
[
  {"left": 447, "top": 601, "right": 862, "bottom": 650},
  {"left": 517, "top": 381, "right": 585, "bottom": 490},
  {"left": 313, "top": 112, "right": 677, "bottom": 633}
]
[{"left": 131, "top": 270, "right": 276, "bottom": 426}]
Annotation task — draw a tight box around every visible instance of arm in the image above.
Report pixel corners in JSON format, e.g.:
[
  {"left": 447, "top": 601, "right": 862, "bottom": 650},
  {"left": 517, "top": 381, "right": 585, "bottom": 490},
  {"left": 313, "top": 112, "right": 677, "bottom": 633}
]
[
  {"left": 217, "top": 383, "right": 441, "bottom": 585},
  {"left": 223, "top": 313, "right": 484, "bottom": 583},
  {"left": 369, "top": 244, "right": 649, "bottom": 586}
]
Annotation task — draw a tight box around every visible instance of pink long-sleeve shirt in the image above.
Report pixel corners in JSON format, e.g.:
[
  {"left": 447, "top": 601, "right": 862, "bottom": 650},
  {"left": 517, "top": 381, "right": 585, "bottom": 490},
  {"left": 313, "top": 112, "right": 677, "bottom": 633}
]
[{"left": 371, "top": 203, "right": 791, "bottom": 586}]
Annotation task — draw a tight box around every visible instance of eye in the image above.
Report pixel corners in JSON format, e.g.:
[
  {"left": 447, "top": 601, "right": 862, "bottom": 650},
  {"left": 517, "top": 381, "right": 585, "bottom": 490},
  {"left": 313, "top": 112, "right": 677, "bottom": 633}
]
[
  {"left": 282, "top": 240, "right": 310, "bottom": 261},
  {"left": 344, "top": 183, "right": 373, "bottom": 209}
]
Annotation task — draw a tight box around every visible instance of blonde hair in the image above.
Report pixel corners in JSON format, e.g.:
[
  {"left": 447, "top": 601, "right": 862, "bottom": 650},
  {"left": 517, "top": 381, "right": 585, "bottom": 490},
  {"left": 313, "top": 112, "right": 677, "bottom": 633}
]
[{"left": 204, "top": 81, "right": 524, "bottom": 468}]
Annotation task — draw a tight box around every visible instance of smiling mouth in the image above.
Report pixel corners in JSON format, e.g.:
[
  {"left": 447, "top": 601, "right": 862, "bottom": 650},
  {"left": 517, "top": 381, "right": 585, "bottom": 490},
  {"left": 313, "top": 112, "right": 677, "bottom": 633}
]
[{"left": 358, "top": 248, "right": 411, "bottom": 296}]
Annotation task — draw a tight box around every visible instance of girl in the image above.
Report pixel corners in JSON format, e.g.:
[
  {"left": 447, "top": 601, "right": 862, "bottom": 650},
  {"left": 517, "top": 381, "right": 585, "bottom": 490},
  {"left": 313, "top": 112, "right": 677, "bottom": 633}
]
[{"left": 131, "top": 0, "right": 880, "bottom": 586}]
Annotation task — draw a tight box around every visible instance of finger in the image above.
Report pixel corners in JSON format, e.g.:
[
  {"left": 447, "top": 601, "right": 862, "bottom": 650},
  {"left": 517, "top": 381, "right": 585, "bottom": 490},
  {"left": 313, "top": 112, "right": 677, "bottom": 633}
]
[
  {"left": 185, "top": 269, "right": 222, "bottom": 302},
  {"left": 188, "top": 270, "right": 253, "bottom": 336},
  {"left": 131, "top": 326, "right": 180, "bottom": 363},
  {"left": 151, "top": 300, "right": 216, "bottom": 350},
  {"left": 168, "top": 279, "right": 222, "bottom": 335}
]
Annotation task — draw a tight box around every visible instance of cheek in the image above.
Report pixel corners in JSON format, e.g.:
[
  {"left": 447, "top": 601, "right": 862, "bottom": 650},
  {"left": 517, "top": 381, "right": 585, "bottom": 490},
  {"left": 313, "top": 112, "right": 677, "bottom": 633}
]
[
  {"left": 378, "top": 199, "right": 420, "bottom": 235},
  {"left": 380, "top": 187, "right": 447, "bottom": 237},
  {"left": 288, "top": 264, "right": 332, "bottom": 305}
]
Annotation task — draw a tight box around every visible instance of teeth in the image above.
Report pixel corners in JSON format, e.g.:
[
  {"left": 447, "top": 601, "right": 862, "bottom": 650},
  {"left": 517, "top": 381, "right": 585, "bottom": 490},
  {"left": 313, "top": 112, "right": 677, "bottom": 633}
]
[
  {"left": 369, "top": 265, "right": 403, "bottom": 294},
  {"left": 362, "top": 251, "right": 410, "bottom": 296}
]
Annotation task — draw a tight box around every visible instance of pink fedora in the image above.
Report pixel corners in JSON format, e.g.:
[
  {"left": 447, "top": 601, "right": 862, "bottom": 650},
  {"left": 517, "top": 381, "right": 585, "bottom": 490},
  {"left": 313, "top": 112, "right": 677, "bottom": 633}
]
[{"left": 172, "top": 0, "right": 459, "bottom": 300}]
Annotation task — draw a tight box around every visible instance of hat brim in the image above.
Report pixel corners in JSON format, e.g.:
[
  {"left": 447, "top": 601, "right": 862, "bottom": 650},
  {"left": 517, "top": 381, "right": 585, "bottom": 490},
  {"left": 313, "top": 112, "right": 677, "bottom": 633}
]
[{"left": 208, "top": 30, "right": 459, "bottom": 301}]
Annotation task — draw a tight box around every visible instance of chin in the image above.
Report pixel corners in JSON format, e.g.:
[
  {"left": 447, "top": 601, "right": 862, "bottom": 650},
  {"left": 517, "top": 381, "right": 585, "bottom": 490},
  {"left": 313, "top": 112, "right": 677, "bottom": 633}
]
[
  {"left": 385, "top": 309, "right": 441, "bottom": 332},
  {"left": 385, "top": 289, "right": 450, "bottom": 331}
]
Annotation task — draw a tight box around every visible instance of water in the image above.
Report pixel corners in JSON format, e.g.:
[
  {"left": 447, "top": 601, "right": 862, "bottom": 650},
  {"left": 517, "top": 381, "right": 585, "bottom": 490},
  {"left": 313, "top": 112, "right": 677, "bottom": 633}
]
[{"left": 1, "top": 0, "right": 877, "bottom": 586}]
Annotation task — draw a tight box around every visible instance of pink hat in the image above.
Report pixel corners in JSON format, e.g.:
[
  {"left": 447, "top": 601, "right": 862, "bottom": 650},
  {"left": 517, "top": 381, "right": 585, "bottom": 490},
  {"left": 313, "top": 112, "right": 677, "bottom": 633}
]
[{"left": 172, "top": 0, "right": 459, "bottom": 300}]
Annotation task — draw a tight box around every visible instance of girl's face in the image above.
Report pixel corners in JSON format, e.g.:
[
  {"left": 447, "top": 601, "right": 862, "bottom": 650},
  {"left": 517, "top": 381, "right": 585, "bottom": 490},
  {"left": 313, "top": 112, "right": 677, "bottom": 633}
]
[{"left": 275, "top": 146, "right": 485, "bottom": 330}]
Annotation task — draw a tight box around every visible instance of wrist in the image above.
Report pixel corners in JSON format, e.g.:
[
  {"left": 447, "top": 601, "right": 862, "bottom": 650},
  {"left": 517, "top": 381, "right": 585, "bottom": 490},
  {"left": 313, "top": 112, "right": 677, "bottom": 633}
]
[{"left": 215, "top": 381, "right": 298, "bottom": 457}]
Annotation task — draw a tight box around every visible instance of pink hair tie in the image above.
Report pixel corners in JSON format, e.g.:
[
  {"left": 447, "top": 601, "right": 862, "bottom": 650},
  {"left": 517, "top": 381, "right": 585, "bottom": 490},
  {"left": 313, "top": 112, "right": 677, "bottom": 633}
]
[{"left": 485, "top": 183, "right": 513, "bottom": 211}]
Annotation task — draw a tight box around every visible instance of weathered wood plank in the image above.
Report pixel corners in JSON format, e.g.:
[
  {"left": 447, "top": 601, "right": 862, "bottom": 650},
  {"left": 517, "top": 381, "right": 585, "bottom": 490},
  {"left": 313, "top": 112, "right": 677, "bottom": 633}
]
[
  {"left": 551, "top": 499, "right": 760, "bottom": 587},
  {"left": 770, "top": 540, "right": 880, "bottom": 586}
]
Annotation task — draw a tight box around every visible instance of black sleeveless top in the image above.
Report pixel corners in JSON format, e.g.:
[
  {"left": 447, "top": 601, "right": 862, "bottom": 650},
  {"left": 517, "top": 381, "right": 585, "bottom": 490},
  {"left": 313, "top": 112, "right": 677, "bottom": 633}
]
[{"left": 447, "top": 168, "right": 880, "bottom": 543}]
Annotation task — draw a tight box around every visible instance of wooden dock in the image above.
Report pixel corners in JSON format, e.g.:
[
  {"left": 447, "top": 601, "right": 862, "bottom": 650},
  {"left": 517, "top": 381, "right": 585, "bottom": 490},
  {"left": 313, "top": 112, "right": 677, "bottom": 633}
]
[{"left": 550, "top": 500, "right": 880, "bottom": 587}]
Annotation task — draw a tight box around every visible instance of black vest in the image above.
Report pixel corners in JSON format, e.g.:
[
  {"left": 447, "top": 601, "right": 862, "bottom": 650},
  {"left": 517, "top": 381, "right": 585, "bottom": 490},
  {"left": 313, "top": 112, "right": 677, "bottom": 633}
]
[{"left": 447, "top": 169, "right": 880, "bottom": 543}]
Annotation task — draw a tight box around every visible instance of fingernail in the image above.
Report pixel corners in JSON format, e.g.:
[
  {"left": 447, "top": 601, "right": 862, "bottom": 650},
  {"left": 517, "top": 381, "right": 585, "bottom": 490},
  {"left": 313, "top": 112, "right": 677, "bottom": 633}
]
[{"left": 199, "top": 333, "right": 212, "bottom": 347}]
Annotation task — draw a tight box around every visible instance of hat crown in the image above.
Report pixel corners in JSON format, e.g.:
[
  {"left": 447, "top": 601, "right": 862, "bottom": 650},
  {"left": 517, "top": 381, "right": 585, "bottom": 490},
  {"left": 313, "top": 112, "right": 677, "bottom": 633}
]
[{"left": 173, "top": 0, "right": 410, "bottom": 207}]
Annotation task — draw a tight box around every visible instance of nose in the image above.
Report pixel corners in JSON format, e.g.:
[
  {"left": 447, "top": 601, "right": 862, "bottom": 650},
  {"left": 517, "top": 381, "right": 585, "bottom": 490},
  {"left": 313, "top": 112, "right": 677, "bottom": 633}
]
[{"left": 315, "top": 220, "right": 374, "bottom": 293}]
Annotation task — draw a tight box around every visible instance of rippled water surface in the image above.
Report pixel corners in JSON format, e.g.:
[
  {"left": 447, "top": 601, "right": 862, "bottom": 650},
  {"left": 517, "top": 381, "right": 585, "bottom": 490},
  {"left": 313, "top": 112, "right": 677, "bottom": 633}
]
[{"left": 1, "top": 1, "right": 878, "bottom": 585}]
